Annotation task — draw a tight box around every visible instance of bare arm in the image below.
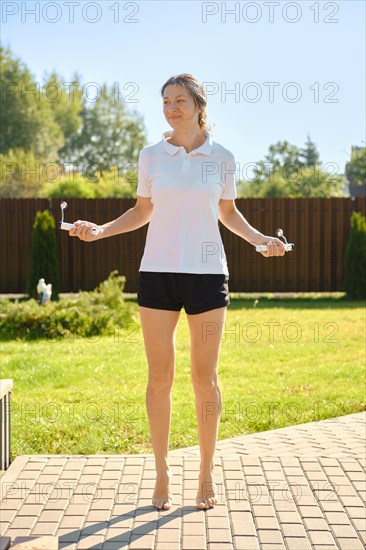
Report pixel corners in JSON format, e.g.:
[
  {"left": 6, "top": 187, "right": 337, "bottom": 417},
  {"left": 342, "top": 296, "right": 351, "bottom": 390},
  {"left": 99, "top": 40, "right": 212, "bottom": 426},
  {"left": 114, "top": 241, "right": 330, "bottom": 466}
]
[
  {"left": 218, "top": 199, "right": 285, "bottom": 256},
  {"left": 69, "top": 195, "right": 153, "bottom": 241}
]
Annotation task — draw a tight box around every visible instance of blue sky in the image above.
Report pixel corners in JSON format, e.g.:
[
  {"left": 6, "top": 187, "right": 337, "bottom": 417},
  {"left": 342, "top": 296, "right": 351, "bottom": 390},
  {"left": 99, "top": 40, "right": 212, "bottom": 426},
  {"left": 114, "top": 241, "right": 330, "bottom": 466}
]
[{"left": 2, "top": 0, "right": 365, "bottom": 178}]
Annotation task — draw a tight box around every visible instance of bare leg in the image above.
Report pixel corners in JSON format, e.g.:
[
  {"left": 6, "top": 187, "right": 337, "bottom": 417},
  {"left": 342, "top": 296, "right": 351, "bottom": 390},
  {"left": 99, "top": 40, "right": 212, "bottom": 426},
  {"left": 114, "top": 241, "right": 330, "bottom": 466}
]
[
  {"left": 139, "top": 306, "right": 181, "bottom": 510},
  {"left": 187, "top": 306, "right": 227, "bottom": 509}
]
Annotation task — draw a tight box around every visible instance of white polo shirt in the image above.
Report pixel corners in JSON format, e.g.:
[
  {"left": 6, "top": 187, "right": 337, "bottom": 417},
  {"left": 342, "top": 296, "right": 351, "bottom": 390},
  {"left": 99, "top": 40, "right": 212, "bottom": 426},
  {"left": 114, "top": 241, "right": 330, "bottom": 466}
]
[{"left": 136, "top": 129, "right": 237, "bottom": 275}]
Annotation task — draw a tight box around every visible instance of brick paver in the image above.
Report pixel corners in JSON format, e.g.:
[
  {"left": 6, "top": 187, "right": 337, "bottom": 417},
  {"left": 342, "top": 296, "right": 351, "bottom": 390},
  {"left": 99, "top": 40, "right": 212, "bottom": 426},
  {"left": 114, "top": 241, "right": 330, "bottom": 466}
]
[
  {"left": 170, "top": 411, "right": 366, "bottom": 458},
  {"left": 0, "top": 412, "right": 364, "bottom": 549}
]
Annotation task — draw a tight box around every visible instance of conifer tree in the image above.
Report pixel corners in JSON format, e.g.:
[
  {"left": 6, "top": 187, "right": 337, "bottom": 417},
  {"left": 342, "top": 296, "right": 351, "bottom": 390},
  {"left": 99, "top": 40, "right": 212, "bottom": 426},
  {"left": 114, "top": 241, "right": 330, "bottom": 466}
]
[
  {"left": 26, "top": 210, "right": 61, "bottom": 300},
  {"left": 344, "top": 211, "right": 366, "bottom": 298}
]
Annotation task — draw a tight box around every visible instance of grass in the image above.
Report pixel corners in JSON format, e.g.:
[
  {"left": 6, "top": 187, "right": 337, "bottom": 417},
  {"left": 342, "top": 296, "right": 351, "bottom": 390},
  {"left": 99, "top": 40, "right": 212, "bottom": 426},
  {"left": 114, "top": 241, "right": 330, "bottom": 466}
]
[{"left": 1, "top": 293, "right": 365, "bottom": 459}]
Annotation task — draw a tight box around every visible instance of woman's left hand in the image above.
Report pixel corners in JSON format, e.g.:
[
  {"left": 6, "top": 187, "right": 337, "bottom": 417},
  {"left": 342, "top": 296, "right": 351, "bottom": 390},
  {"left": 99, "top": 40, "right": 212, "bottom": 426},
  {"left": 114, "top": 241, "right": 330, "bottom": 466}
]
[{"left": 256, "top": 236, "right": 286, "bottom": 257}]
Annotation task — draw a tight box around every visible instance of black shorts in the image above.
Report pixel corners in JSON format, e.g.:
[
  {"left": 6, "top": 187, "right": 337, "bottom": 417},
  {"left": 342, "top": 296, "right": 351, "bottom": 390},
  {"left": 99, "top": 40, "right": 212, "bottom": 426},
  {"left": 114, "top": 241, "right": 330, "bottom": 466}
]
[{"left": 137, "top": 272, "right": 230, "bottom": 315}]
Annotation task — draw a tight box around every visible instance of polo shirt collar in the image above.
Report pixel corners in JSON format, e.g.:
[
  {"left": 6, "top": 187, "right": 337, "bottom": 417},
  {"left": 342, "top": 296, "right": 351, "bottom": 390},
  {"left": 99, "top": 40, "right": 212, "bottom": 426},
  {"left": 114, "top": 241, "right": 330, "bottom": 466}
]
[{"left": 162, "top": 129, "right": 213, "bottom": 156}]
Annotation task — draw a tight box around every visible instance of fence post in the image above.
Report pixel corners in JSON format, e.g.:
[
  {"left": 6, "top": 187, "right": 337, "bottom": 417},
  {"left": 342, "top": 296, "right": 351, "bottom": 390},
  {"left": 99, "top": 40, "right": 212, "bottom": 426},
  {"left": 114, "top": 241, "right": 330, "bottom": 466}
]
[{"left": 0, "top": 379, "right": 13, "bottom": 471}]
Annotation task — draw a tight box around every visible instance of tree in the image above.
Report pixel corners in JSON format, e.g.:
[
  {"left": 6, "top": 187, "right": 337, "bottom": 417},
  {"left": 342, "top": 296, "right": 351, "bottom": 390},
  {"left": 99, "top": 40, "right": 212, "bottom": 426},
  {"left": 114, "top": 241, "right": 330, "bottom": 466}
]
[
  {"left": 287, "top": 165, "right": 345, "bottom": 197},
  {"left": 343, "top": 211, "right": 366, "bottom": 298},
  {"left": 0, "top": 46, "right": 64, "bottom": 161},
  {"left": 238, "top": 170, "right": 291, "bottom": 198},
  {"left": 26, "top": 210, "right": 61, "bottom": 300},
  {"left": 252, "top": 140, "right": 304, "bottom": 185},
  {"left": 60, "top": 83, "right": 147, "bottom": 178},
  {"left": 0, "top": 46, "right": 148, "bottom": 196},
  {"left": 299, "top": 134, "right": 320, "bottom": 167},
  {"left": 0, "top": 147, "right": 44, "bottom": 198},
  {"left": 43, "top": 70, "right": 83, "bottom": 144},
  {"left": 238, "top": 138, "right": 346, "bottom": 198},
  {"left": 345, "top": 146, "right": 366, "bottom": 186}
]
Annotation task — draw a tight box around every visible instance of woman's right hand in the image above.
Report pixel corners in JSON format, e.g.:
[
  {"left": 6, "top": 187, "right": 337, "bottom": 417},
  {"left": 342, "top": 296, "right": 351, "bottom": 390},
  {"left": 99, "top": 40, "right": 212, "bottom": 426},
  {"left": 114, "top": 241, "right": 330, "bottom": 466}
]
[
  {"left": 69, "top": 220, "right": 103, "bottom": 241},
  {"left": 254, "top": 235, "right": 286, "bottom": 257}
]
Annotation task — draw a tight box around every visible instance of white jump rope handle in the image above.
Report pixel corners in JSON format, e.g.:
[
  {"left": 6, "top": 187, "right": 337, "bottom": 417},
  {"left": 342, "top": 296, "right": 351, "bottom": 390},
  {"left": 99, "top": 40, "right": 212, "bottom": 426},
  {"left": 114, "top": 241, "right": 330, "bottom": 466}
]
[
  {"left": 256, "top": 243, "right": 294, "bottom": 252},
  {"left": 59, "top": 221, "right": 100, "bottom": 236}
]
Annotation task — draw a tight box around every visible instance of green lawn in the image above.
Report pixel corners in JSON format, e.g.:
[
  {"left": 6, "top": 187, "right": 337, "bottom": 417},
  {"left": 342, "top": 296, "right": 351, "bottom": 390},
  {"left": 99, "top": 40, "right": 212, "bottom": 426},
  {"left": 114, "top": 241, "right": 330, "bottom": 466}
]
[{"left": 1, "top": 294, "right": 365, "bottom": 459}]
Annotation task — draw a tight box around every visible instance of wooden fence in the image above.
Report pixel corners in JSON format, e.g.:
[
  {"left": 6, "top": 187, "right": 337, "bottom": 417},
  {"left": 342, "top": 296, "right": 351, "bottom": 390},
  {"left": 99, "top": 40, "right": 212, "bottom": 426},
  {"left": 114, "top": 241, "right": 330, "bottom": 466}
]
[{"left": 1, "top": 198, "right": 365, "bottom": 294}]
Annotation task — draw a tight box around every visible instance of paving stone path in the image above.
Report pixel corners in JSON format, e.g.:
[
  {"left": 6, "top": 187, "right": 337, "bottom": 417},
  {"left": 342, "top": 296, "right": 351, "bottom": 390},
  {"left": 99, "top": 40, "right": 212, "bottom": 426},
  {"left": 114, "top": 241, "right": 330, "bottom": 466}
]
[{"left": 0, "top": 412, "right": 365, "bottom": 549}]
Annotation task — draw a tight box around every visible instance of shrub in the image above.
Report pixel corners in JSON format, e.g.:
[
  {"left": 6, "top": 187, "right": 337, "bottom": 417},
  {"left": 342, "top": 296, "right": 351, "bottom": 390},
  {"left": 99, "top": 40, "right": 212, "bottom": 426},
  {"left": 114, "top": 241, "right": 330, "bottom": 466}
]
[
  {"left": 26, "top": 209, "right": 61, "bottom": 300},
  {"left": 40, "top": 169, "right": 136, "bottom": 198},
  {"left": 0, "top": 270, "right": 136, "bottom": 340},
  {"left": 343, "top": 210, "right": 366, "bottom": 299},
  {"left": 40, "top": 175, "right": 96, "bottom": 198}
]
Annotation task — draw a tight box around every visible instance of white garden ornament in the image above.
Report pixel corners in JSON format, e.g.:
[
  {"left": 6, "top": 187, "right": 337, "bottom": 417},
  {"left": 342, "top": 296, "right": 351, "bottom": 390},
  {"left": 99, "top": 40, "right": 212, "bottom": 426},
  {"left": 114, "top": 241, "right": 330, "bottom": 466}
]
[{"left": 37, "top": 278, "right": 52, "bottom": 305}]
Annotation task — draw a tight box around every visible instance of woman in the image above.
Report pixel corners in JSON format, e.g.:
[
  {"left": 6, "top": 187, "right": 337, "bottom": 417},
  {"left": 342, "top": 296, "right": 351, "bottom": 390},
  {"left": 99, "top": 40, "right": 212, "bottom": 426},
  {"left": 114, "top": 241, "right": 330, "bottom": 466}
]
[{"left": 70, "top": 74, "right": 286, "bottom": 511}]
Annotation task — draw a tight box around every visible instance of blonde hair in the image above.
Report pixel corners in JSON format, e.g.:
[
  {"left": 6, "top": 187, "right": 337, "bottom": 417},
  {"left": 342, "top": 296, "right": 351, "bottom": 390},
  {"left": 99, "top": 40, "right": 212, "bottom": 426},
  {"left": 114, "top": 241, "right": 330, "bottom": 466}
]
[{"left": 160, "top": 74, "right": 211, "bottom": 131}]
